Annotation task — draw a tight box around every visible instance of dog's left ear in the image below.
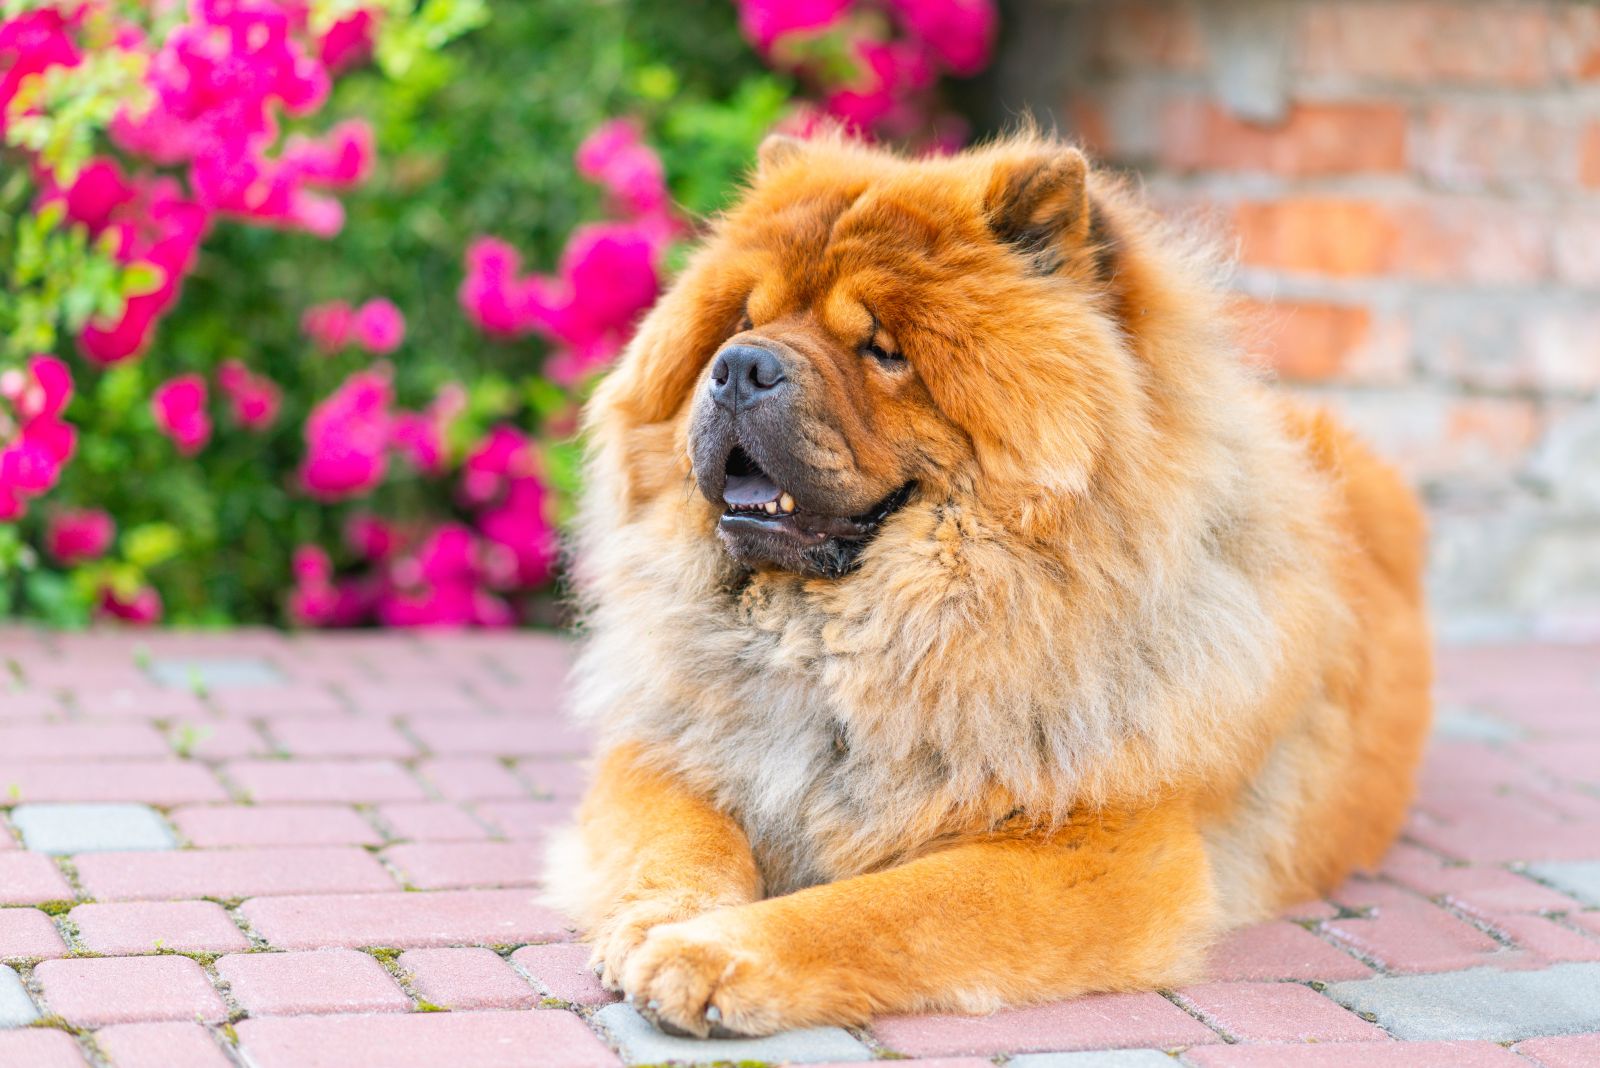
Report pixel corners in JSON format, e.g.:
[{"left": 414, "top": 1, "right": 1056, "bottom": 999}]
[
  {"left": 984, "top": 145, "right": 1093, "bottom": 269},
  {"left": 755, "top": 133, "right": 805, "bottom": 178}
]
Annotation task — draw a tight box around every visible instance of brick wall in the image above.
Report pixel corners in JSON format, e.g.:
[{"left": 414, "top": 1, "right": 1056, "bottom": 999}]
[{"left": 995, "top": 0, "right": 1600, "bottom": 638}]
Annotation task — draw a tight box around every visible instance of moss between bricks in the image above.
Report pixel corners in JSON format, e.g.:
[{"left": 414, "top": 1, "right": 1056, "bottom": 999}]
[
  {"left": 34, "top": 900, "right": 78, "bottom": 917},
  {"left": 28, "top": 1015, "right": 90, "bottom": 1039}
]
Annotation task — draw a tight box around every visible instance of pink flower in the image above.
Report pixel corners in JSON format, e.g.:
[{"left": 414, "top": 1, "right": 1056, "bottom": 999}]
[
  {"left": 736, "top": 0, "right": 852, "bottom": 51},
  {"left": 318, "top": 10, "right": 377, "bottom": 72},
  {"left": 98, "top": 583, "right": 162, "bottom": 625},
  {"left": 0, "top": 355, "right": 76, "bottom": 519},
  {"left": 352, "top": 298, "right": 405, "bottom": 353},
  {"left": 478, "top": 475, "right": 559, "bottom": 587},
  {"left": 391, "top": 383, "right": 464, "bottom": 475},
  {"left": 151, "top": 374, "right": 211, "bottom": 455},
  {"left": 460, "top": 426, "right": 535, "bottom": 506},
  {"left": 283, "top": 119, "right": 374, "bottom": 186},
  {"left": 345, "top": 513, "right": 398, "bottom": 561},
  {"left": 298, "top": 366, "right": 393, "bottom": 499},
  {"left": 0, "top": 9, "right": 81, "bottom": 137},
  {"left": 216, "top": 360, "right": 282, "bottom": 430},
  {"left": 45, "top": 508, "right": 115, "bottom": 565},
  {"left": 302, "top": 300, "right": 355, "bottom": 351},
  {"left": 530, "top": 221, "right": 661, "bottom": 383},
  {"left": 887, "top": 0, "right": 997, "bottom": 77},
  {"left": 576, "top": 120, "right": 670, "bottom": 218},
  {"left": 459, "top": 237, "right": 533, "bottom": 338}
]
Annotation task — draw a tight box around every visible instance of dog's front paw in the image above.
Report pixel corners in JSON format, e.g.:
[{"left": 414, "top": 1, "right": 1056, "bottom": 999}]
[
  {"left": 587, "top": 895, "right": 716, "bottom": 993},
  {"left": 622, "top": 912, "right": 824, "bottom": 1038}
]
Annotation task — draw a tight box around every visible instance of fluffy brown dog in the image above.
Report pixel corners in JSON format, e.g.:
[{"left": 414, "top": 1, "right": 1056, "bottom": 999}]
[{"left": 546, "top": 131, "right": 1432, "bottom": 1038}]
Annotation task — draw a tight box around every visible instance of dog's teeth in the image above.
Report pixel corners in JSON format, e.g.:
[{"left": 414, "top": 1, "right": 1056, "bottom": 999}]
[
  {"left": 779, "top": 492, "right": 795, "bottom": 513},
  {"left": 764, "top": 500, "right": 779, "bottom": 514}
]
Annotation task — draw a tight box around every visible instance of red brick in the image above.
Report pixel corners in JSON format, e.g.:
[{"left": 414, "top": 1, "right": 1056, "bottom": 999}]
[
  {"left": 1091, "top": 0, "right": 1206, "bottom": 73},
  {"left": 0, "top": 761, "right": 225, "bottom": 805},
  {"left": 416, "top": 757, "right": 528, "bottom": 801},
  {"left": 1323, "top": 892, "right": 1506, "bottom": 972},
  {"left": 1203, "top": 920, "right": 1372, "bottom": 982},
  {"left": 0, "top": 852, "right": 74, "bottom": 904},
  {"left": 340, "top": 684, "right": 480, "bottom": 717},
  {"left": 474, "top": 799, "right": 574, "bottom": 839},
  {"left": 170, "top": 804, "right": 382, "bottom": 848},
  {"left": 0, "top": 690, "right": 64, "bottom": 719},
  {"left": 0, "top": 906, "right": 68, "bottom": 959},
  {"left": 510, "top": 943, "right": 617, "bottom": 1007},
  {"left": 399, "top": 947, "right": 538, "bottom": 1010},
  {"left": 1517, "top": 1034, "right": 1600, "bottom": 1068},
  {"left": 1234, "top": 199, "right": 1396, "bottom": 277},
  {"left": 234, "top": 1010, "right": 619, "bottom": 1068},
  {"left": 1415, "top": 103, "right": 1578, "bottom": 190},
  {"left": 1296, "top": 3, "right": 1554, "bottom": 88},
  {"left": 1236, "top": 297, "right": 1376, "bottom": 381},
  {"left": 29, "top": 662, "right": 148, "bottom": 689},
  {"left": 872, "top": 991, "right": 1220, "bottom": 1056},
  {"left": 239, "top": 889, "right": 572, "bottom": 950},
  {"left": 1554, "top": 7, "right": 1600, "bottom": 81},
  {"left": 34, "top": 955, "right": 226, "bottom": 1027},
  {"left": 1188, "top": 1039, "right": 1527, "bottom": 1067},
  {"left": 227, "top": 759, "right": 425, "bottom": 803},
  {"left": 1379, "top": 843, "right": 1582, "bottom": 917},
  {"left": 94, "top": 1022, "right": 232, "bottom": 1068},
  {"left": 377, "top": 802, "right": 488, "bottom": 842},
  {"left": 217, "top": 948, "right": 409, "bottom": 1015},
  {"left": 1551, "top": 207, "right": 1600, "bottom": 287},
  {"left": 0, "top": 1030, "right": 89, "bottom": 1068},
  {"left": 1175, "top": 981, "right": 1385, "bottom": 1042},
  {"left": 70, "top": 901, "right": 250, "bottom": 955},
  {"left": 74, "top": 847, "right": 395, "bottom": 901},
  {"left": 165, "top": 719, "right": 269, "bottom": 759},
  {"left": 64, "top": 686, "right": 208, "bottom": 719},
  {"left": 0, "top": 723, "right": 168, "bottom": 759},
  {"left": 385, "top": 842, "right": 542, "bottom": 891},
  {"left": 1159, "top": 99, "right": 1409, "bottom": 177},
  {"left": 1484, "top": 912, "right": 1600, "bottom": 963},
  {"left": 470, "top": 676, "right": 570, "bottom": 716},
  {"left": 1388, "top": 199, "right": 1550, "bottom": 285},
  {"left": 1519, "top": 739, "right": 1600, "bottom": 785},
  {"left": 1582, "top": 124, "right": 1600, "bottom": 187},
  {"left": 209, "top": 685, "right": 345, "bottom": 719},
  {"left": 407, "top": 715, "right": 591, "bottom": 758},
  {"left": 269, "top": 719, "right": 418, "bottom": 759},
  {"left": 515, "top": 759, "right": 588, "bottom": 799}
]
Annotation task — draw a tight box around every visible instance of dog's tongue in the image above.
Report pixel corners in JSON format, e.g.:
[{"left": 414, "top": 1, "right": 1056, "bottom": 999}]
[{"left": 724, "top": 471, "right": 781, "bottom": 508}]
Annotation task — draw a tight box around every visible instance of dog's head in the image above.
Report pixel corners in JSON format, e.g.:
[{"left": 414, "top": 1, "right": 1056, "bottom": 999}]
[{"left": 591, "top": 132, "right": 1151, "bottom": 579}]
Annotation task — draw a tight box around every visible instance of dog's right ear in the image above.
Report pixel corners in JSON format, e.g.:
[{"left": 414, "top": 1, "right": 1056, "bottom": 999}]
[
  {"left": 984, "top": 145, "right": 1094, "bottom": 272},
  {"left": 756, "top": 133, "right": 805, "bottom": 178}
]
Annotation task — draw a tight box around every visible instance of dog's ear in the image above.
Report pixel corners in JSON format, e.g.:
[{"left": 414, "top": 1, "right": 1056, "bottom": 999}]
[
  {"left": 756, "top": 133, "right": 805, "bottom": 178},
  {"left": 984, "top": 145, "right": 1094, "bottom": 271}
]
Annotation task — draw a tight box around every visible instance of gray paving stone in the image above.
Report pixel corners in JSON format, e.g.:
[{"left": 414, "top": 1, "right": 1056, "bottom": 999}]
[
  {"left": 0, "top": 965, "right": 38, "bottom": 1028},
  {"left": 1011, "top": 1051, "right": 1178, "bottom": 1068},
  {"left": 146, "top": 656, "right": 284, "bottom": 689},
  {"left": 11, "top": 803, "right": 177, "bottom": 855},
  {"left": 1325, "top": 963, "right": 1600, "bottom": 1041},
  {"left": 593, "top": 1002, "right": 870, "bottom": 1065},
  {"left": 1527, "top": 861, "right": 1600, "bottom": 907}
]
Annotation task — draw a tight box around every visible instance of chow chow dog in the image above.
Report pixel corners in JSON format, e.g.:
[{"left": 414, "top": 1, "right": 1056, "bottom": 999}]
[{"left": 546, "top": 131, "right": 1431, "bottom": 1038}]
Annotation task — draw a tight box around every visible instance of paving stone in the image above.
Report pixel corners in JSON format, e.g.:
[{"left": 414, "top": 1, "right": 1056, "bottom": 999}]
[
  {"left": 34, "top": 956, "right": 226, "bottom": 1028},
  {"left": 170, "top": 804, "right": 381, "bottom": 848},
  {"left": 1007, "top": 1053, "right": 1180, "bottom": 1068},
  {"left": 398, "top": 947, "right": 538, "bottom": 1010},
  {"left": 227, "top": 759, "right": 426, "bottom": 803},
  {"left": 1325, "top": 962, "right": 1600, "bottom": 1041},
  {"left": 0, "top": 907, "right": 67, "bottom": 960},
  {"left": 376, "top": 802, "right": 489, "bottom": 842},
  {"left": 0, "top": 724, "right": 169, "bottom": 759},
  {"left": 472, "top": 799, "right": 572, "bottom": 838},
  {"left": 1323, "top": 893, "right": 1505, "bottom": 972},
  {"left": 595, "top": 1002, "right": 870, "bottom": 1065},
  {"left": 146, "top": 656, "right": 285, "bottom": 689},
  {"left": 407, "top": 716, "right": 592, "bottom": 757},
  {"left": 1515, "top": 1033, "right": 1600, "bottom": 1068},
  {"left": 238, "top": 889, "right": 572, "bottom": 949},
  {"left": 1174, "top": 981, "right": 1384, "bottom": 1042},
  {"left": 516, "top": 758, "right": 588, "bottom": 799},
  {"left": 1203, "top": 920, "right": 1372, "bottom": 981},
  {"left": 235, "top": 1009, "right": 619, "bottom": 1068},
  {"left": 0, "top": 1030, "right": 88, "bottom": 1067},
  {"left": 94, "top": 1021, "right": 234, "bottom": 1068},
  {"left": 165, "top": 719, "right": 270, "bottom": 759},
  {"left": 209, "top": 685, "right": 345, "bottom": 718},
  {"left": 217, "top": 948, "right": 410, "bottom": 1016},
  {"left": 70, "top": 901, "right": 251, "bottom": 955},
  {"left": 63, "top": 687, "right": 209, "bottom": 720},
  {"left": 340, "top": 684, "right": 482, "bottom": 718},
  {"left": 1527, "top": 861, "right": 1600, "bottom": 906},
  {"left": 0, "top": 691, "right": 65, "bottom": 719},
  {"left": 414, "top": 758, "right": 528, "bottom": 801},
  {"left": 383, "top": 842, "right": 542, "bottom": 890},
  {"left": 810, "top": 1060, "right": 990, "bottom": 1068},
  {"left": 511, "top": 942, "right": 617, "bottom": 1007},
  {"left": 1182, "top": 1040, "right": 1528, "bottom": 1066},
  {"left": 74, "top": 846, "right": 395, "bottom": 900},
  {"left": 0, "top": 852, "right": 74, "bottom": 905},
  {"left": 872, "top": 992, "right": 1219, "bottom": 1057},
  {"left": 11, "top": 803, "right": 176, "bottom": 855},
  {"left": 0, "top": 761, "right": 225, "bottom": 806},
  {"left": 0, "top": 963, "right": 39, "bottom": 1027},
  {"left": 269, "top": 720, "right": 418, "bottom": 759}
]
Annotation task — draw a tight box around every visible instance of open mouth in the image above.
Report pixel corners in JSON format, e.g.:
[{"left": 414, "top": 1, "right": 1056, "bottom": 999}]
[{"left": 718, "top": 446, "right": 913, "bottom": 569}]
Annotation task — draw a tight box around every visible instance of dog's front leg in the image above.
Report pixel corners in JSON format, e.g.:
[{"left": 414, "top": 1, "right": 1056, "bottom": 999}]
[
  {"left": 621, "top": 799, "right": 1219, "bottom": 1036},
  {"left": 545, "top": 742, "right": 762, "bottom": 990}
]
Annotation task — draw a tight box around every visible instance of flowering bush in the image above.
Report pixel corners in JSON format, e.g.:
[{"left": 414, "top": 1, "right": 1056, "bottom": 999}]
[{"left": 1, "top": 0, "right": 997, "bottom": 627}]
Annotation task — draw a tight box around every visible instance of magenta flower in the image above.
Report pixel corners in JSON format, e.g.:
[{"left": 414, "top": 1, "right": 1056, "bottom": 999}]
[
  {"left": 345, "top": 513, "right": 398, "bottom": 561},
  {"left": 352, "top": 298, "right": 405, "bottom": 354},
  {"left": 298, "top": 367, "right": 393, "bottom": 499},
  {"left": 530, "top": 221, "right": 661, "bottom": 383},
  {"left": 460, "top": 426, "right": 535, "bottom": 506},
  {"left": 0, "top": 9, "right": 81, "bottom": 137},
  {"left": 478, "top": 475, "right": 559, "bottom": 587},
  {"left": 151, "top": 374, "right": 212, "bottom": 455},
  {"left": 887, "top": 0, "right": 997, "bottom": 77},
  {"left": 45, "top": 508, "right": 115, "bottom": 565},
  {"left": 216, "top": 360, "right": 282, "bottom": 431},
  {"left": 302, "top": 300, "right": 355, "bottom": 352},
  {"left": 98, "top": 583, "right": 162, "bottom": 625},
  {"left": 0, "top": 355, "right": 76, "bottom": 520},
  {"left": 391, "top": 383, "right": 464, "bottom": 475},
  {"left": 576, "top": 120, "right": 671, "bottom": 218},
  {"left": 319, "top": 9, "right": 377, "bottom": 72},
  {"left": 736, "top": 0, "right": 852, "bottom": 51},
  {"left": 459, "top": 238, "right": 534, "bottom": 338}
]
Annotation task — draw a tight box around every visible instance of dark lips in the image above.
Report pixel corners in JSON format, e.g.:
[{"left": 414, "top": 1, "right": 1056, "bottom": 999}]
[{"left": 718, "top": 482, "right": 914, "bottom": 545}]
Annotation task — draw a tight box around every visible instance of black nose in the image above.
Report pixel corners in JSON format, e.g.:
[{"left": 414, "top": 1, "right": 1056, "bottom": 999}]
[{"left": 710, "top": 344, "right": 786, "bottom": 412}]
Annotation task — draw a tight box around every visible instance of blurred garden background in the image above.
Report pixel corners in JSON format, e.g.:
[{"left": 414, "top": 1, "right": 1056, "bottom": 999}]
[{"left": 2, "top": 0, "right": 1597, "bottom": 640}]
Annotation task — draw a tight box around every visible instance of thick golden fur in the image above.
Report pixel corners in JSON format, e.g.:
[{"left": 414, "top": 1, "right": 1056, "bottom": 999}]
[{"left": 545, "top": 131, "right": 1432, "bottom": 1036}]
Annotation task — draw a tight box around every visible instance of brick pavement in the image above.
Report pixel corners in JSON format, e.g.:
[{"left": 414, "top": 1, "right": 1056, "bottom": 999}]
[{"left": 0, "top": 628, "right": 1594, "bottom": 1066}]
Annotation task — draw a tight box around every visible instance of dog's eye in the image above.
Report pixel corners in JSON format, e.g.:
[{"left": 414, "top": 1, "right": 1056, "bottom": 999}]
[
  {"left": 736, "top": 313, "right": 753, "bottom": 333},
  {"left": 861, "top": 336, "right": 905, "bottom": 365}
]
